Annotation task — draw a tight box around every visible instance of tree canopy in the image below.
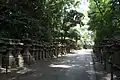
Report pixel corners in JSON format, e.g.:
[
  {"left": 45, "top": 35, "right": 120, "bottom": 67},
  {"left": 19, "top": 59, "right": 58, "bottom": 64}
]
[
  {"left": 88, "top": 0, "right": 120, "bottom": 45},
  {"left": 0, "top": 0, "right": 84, "bottom": 43}
]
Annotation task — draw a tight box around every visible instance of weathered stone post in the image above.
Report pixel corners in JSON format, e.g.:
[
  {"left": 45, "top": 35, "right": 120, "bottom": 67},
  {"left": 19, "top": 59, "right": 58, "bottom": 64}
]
[
  {"left": 53, "top": 44, "right": 56, "bottom": 58},
  {"left": 15, "top": 40, "right": 24, "bottom": 68},
  {"left": 0, "top": 53, "right": 2, "bottom": 68},
  {"left": 31, "top": 41, "right": 35, "bottom": 59},
  {"left": 39, "top": 43, "right": 43, "bottom": 60},
  {"left": 53, "top": 42, "right": 57, "bottom": 57},
  {"left": 4, "top": 39, "right": 16, "bottom": 73},
  {"left": 56, "top": 43, "right": 59, "bottom": 57},
  {"left": 41, "top": 44, "right": 45, "bottom": 60},
  {"left": 49, "top": 45, "right": 52, "bottom": 59},
  {"left": 37, "top": 43, "right": 41, "bottom": 60},
  {"left": 50, "top": 44, "right": 54, "bottom": 59},
  {"left": 22, "top": 38, "right": 35, "bottom": 65},
  {"left": 61, "top": 44, "right": 64, "bottom": 56},
  {"left": 35, "top": 42, "right": 40, "bottom": 60},
  {"left": 46, "top": 44, "right": 49, "bottom": 59},
  {"left": 0, "top": 40, "right": 6, "bottom": 69},
  {"left": 43, "top": 43, "right": 47, "bottom": 59},
  {"left": 58, "top": 43, "right": 61, "bottom": 56},
  {"left": 64, "top": 44, "right": 67, "bottom": 54},
  {"left": 32, "top": 42, "right": 37, "bottom": 60},
  {"left": 41, "top": 43, "right": 45, "bottom": 60},
  {"left": 46, "top": 45, "right": 50, "bottom": 59},
  {"left": 45, "top": 44, "right": 47, "bottom": 59}
]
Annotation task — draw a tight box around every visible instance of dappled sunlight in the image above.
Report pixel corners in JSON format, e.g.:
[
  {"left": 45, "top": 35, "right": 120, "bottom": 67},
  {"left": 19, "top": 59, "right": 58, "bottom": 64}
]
[
  {"left": 86, "top": 70, "right": 118, "bottom": 80},
  {"left": 65, "top": 49, "right": 92, "bottom": 57},
  {"left": 0, "top": 68, "right": 18, "bottom": 73},
  {"left": 77, "top": 49, "right": 92, "bottom": 55},
  {"left": 1, "top": 49, "right": 104, "bottom": 80},
  {"left": 90, "top": 62, "right": 93, "bottom": 65},
  {"left": 49, "top": 64, "right": 86, "bottom": 69},
  {"left": 16, "top": 67, "right": 36, "bottom": 74},
  {"left": 86, "top": 70, "right": 104, "bottom": 75},
  {"left": 60, "top": 60, "right": 71, "bottom": 64},
  {"left": 102, "top": 73, "right": 118, "bottom": 80},
  {"left": 65, "top": 53, "right": 79, "bottom": 57},
  {"left": 49, "top": 64, "right": 72, "bottom": 68},
  {"left": 98, "top": 73, "right": 118, "bottom": 80}
]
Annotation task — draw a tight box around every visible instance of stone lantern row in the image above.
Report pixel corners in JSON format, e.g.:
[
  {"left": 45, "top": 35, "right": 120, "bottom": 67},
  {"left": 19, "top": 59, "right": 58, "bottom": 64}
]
[
  {"left": 94, "top": 38, "right": 120, "bottom": 65},
  {"left": 0, "top": 38, "right": 67, "bottom": 73},
  {"left": 93, "top": 37, "right": 120, "bottom": 80}
]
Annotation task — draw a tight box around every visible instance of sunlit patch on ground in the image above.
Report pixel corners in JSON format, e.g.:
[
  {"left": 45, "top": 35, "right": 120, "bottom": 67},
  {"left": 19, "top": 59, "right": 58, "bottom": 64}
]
[
  {"left": 60, "top": 60, "right": 71, "bottom": 63},
  {"left": 16, "top": 67, "right": 36, "bottom": 74},
  {"left": 90, "top": 62, "right": 93, "bottom": 65},
  {"left": 65, "top": 53, "right": 79, "bottom": 57},
  {"left": 0, "top": 68, "right": 18, "bottom": 73},
  {"left": 65, "top": 49, "right": 92, "bottom": 57},
  {"left": 77, "top": 49, "right": 92, "bottom": 55},
  {"left": 101, "top": 73, "right": 118, "bottom": 80},
  {"left": 49, "top": 64, "right": 73, "bottom": 68},
  {"left": 86, "top": 70, "right": 104, "bottom": 75}
]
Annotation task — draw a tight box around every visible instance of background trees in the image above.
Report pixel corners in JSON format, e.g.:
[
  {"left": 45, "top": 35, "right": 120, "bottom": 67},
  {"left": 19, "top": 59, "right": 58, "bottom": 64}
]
[
  {"left": 0, "top": 0, "right": 84, "bottom": 44},
  {"left": 88, "top": 0, "right": 120, "bottom": 46}
]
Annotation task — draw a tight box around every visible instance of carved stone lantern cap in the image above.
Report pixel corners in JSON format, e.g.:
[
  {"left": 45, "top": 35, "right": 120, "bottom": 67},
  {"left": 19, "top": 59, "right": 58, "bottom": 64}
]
[
  {"left": 17, "top": 43, "right": 24, "bottom": 46},
  {"left": 0, "top": 39, "right": 5, "bottom": 45},
  {"left": 23, "top": 44, "right": 32, "bottom": 47},
  {"left": 39, "top": 44, "right": 43, "bottom": 48},
  {"left": 32, "top": 43, "right": 36, "bottom": 46},
  {"left": 22, "top": 38, "right": 31, "bottom": 43},
  {"left": 5, "top": 40, "right": 15, "bottom": 50},
  {"left": 0, "top": 41, "right": 6, "bottom": 53}
]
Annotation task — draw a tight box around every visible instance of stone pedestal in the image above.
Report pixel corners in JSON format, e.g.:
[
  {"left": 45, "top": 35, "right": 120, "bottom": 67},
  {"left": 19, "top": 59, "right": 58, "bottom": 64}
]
[
  {"left": 112, "top": 52, "right": 120, "bottom": 66},
  {"left": 23, "top": 45, "right": 35, "bottom": 65},
  {"left": 15, "top": 49, "right": 24, "bottom": 67},
  {"left": 39, "top": 45, "right": 43, "bottom": 60},
  {"left": 5, "top": 49, "right": 16, "bottom": 68},
  {"left": 17, "top": 54, "right": 24, "bottom": 67},
  {"left": 0, "top": 54, "right": 2, "bottom": 68}
]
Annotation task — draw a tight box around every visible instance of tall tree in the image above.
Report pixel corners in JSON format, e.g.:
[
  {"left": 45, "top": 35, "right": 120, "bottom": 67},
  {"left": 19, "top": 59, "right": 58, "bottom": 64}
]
[
  {"left": 88, "top": 0, "right": 120, "bottom": 45},
  {"left": 0, "top": 0, "right": 84, "bottom": 43}
]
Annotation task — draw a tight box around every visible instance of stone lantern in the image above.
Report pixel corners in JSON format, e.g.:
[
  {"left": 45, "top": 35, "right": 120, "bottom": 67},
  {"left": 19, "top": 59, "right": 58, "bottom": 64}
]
[
  {"left": 39, "top": 43, "right": 44, "bottom": 60},
  {"left": 64, "top": 43, "right": 67, "bottom": 54},
  {"left": 6, "top": 39, "right": 16, "bottom": 68},
  {"left": 32, "top": 42, "right": 37, "bottom": 60},
  {"left": 0, "top": 39, "right": 6, "bottom": 69},
  {"left": 37, "top": 42, "right": 41, "bottom": 60},
  {"left": 35, "top": 42, "right": 40, "bottom": 60},
  {"left": 45, "top": 43, "right": 50, "bottom": 59},
  {"left": 0, "top": 39, "right": 16, "bottom": 73},
  {"left": 32, "top": 41, "right": 39, "bottom": 61},
  {"left": 14, "top": 39, "right": 24, "bottom": 68},
  {"left": 53, "top": 42, "right": 59, "bottom": 58},
  {"left": 22, "top": 38, "right": 35, "bottom": 65},
  {"left": 49, "top": 44, "right": 54, "bottom": 59},
  {"left": 43, "top": 43, "right": 46, "bottom": 59},
  {"left": 47, "top": 45, "right": 50, "bottom": 59}
]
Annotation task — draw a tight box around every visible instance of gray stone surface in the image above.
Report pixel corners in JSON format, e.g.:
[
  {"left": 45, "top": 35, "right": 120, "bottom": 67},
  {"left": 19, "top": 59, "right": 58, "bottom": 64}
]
[
  {"left": 0, "top": 54, "right": 2, "bottom": 68},
  {"left": 14, "top": 49, "right": 97, "bottom": 80},
  {"left": 1, "top": 49, "right": 109, "bottom": 80}
]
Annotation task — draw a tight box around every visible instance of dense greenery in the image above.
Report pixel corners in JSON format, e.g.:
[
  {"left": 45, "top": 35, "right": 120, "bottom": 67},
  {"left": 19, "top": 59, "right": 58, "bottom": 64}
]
[
  {"left": 0, "top": 0, "right": 84, "bottom": 44},
  {"left": 88, "top": 0, "right": 120, "bottom": 46}
]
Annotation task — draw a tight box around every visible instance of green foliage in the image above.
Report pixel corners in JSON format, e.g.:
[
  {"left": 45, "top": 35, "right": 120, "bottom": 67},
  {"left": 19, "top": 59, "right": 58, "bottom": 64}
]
[
  {"left": 88, "top": 0, "right": 120, "bottom": 45},
  {"left": 0, "top": 0, "right": 84, "bottom": 43}
]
